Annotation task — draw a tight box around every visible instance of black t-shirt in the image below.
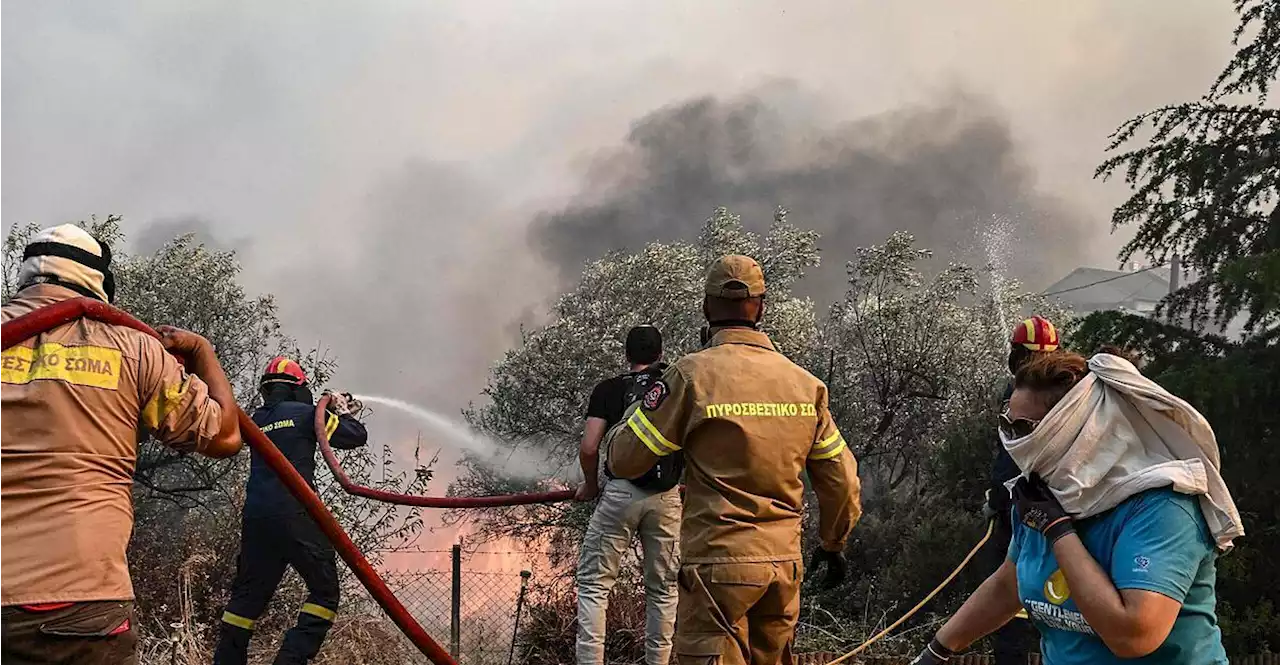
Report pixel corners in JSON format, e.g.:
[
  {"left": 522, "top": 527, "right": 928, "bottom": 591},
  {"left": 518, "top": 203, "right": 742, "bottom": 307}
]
[
  {"left": 587, "top": 364, "right": 677, "bottom": 487},
  {"left": 586, "top": 374, "right": 633, "bottom": 428},
  {"left": 586, "top": 364, "right": 667, "bottom": 428}
]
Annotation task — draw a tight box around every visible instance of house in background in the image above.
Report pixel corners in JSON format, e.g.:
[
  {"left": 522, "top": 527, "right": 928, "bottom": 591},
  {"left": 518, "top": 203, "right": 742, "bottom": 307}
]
[
  {"left": 1043, "top": 266, "right": 1172, "bottom": 316},
  {"left": 1044, "top": 264, "right": 1252, "bottom": 339}
]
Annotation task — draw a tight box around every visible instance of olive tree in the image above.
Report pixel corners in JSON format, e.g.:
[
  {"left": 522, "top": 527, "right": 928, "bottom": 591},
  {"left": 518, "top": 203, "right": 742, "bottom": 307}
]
[
  {"left": 454, "top": 207, "right": 821, "bottom": 560},
  {"left": 813, "top": 231, "right": 1068, "bottom": 496}
]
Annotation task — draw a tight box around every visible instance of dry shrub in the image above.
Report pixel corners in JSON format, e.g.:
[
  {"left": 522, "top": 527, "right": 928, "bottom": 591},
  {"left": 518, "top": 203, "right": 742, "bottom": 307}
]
[{"left": 519, "top": 572, "right": 649, "bottom": 665}]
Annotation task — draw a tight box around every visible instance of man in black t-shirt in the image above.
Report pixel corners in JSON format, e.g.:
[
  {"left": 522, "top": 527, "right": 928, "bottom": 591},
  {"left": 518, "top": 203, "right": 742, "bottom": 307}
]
[{"left": 574, "top": 326, "right": 681, "bottom": 665}]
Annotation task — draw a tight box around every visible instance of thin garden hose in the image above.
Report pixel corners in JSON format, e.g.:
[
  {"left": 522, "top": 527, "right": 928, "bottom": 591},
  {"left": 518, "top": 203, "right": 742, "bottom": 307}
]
[{"left": 823, "top": 518, "right": 995, "bottom": 665}]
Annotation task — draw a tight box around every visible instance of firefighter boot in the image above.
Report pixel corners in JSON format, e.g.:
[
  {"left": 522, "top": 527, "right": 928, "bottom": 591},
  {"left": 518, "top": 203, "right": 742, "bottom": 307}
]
[
  {"left": 212, "top": 619, "right": 254, "bottom": 665},
  {"left": 273, "top": 602, "right": 336, "bottom": 665}
]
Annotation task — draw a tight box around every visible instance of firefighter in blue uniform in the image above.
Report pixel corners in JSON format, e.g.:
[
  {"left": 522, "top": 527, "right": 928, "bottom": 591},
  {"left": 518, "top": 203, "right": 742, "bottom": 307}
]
[{"left": 213, "top": 357, "right": 368, "bottom": 665}]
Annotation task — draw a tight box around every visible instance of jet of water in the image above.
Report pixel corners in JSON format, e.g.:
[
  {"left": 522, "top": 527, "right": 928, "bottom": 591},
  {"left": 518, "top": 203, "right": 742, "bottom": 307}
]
[
  {"left": 980, "top": 213, "right": 1020, "bottom": 352},
  {"left": 355, "top": 395, "right": 500, "bottom": 458},
  {"left": 352, "top": 394, "right": 557, "bottom": 481}
]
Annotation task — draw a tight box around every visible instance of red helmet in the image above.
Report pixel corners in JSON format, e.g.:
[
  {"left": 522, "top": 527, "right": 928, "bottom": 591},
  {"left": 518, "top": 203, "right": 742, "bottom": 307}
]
[
  {"left": 261, "top": 356, "right": 307, "bottom": 386},
  {"left": 1011, "top": 316, "right": 1059, "bottom": 352}
]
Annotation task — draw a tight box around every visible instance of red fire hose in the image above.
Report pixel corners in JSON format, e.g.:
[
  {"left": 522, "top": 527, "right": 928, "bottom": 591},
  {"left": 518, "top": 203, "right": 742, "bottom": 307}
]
[
  {"left": 315, "top": 394, "right": 575, "bottom": 508},
  {"left": 1, "top": 298, "right": 455, "bottom": 665}
]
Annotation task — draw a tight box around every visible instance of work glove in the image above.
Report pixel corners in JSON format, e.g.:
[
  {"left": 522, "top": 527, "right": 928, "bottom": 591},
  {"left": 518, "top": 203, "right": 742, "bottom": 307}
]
[
  {"left": 981, "top": 489, "right": 997, "bottom": 521},
  {"left": 808, "top": 546, "right": 847, "bottom": 590},
  {"left": 1012, "top": 473, "right": 1075, "bottom": 545},
  {"left": 908, "top": 638, "right": 955, "bottom": 664}
]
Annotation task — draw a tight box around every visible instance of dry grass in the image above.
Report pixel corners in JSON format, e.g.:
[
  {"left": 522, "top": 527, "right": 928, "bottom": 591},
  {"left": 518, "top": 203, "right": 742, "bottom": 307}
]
[{"left": 135, "top": 553, "right": 419, "bottom": 665}]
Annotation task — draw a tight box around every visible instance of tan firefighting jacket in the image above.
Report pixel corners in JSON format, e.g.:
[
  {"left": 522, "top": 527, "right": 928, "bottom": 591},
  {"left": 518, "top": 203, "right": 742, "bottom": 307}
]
[
  {"left": 608, "top": 327, "right": 861, "bottom": 564},
  {"left": 1, "top": 284, "right": 224, "bottom": 605}
]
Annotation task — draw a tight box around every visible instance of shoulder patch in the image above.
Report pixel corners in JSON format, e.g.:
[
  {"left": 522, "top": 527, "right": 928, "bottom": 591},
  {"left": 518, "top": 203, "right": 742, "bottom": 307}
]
[{"left": 641, "top": 380, "right": 670, "bottom": 411}]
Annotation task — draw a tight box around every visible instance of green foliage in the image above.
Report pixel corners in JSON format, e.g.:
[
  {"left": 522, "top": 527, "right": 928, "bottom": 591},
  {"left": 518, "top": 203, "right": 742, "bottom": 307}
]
[
  {"left": 455, "top": 206, "right": 822, "bottom": 558},
  {"left": 1096, "top": 0, "right": 1279, "bottom": 334},
  {"left": 814, "top": 232, "right": 1065, "bottom": 494}
]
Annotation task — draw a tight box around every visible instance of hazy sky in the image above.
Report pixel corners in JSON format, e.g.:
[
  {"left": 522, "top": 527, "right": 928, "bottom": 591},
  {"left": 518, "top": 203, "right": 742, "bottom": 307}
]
[{"left": 3, "top": 1, "right": 1239, "bottom": 416}]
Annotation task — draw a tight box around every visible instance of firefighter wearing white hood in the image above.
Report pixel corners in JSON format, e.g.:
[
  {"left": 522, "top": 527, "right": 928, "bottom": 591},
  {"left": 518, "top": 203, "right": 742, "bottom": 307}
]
[{"left": 2, "top": 224, "right": 242, "bottom": 665}]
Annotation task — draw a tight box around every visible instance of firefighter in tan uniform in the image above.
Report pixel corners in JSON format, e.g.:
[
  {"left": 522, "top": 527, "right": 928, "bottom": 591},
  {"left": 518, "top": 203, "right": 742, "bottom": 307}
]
[
  {"left": 608, "top": 255, "right": 862, "bottom": 665},
  {"left": 1, "top": 224, "right": 243, "bottom": 665}
]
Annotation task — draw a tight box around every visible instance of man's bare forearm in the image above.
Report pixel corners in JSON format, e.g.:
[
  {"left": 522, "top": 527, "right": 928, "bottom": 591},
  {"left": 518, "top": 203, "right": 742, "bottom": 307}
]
[
  {"left": 188, "top": 342, "right": 242, "bottom": 457},
  {"left": 580, "top": 448, "right": 600, "bottom": 491},
  {"left": 580, "top": 421, "right": 605, "bottom": 488}
]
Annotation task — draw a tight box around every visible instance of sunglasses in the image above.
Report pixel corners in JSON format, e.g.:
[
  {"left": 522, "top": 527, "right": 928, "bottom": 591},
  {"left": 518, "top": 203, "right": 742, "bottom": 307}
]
[{"left": 999, "top": 409, "right": 1040, "bottom": 440}]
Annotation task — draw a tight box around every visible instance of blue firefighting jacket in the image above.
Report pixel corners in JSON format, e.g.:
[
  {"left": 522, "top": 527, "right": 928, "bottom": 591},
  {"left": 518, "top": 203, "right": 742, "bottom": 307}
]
[{"left": 245, "top": 399, "right": 367, "bottom": 518}]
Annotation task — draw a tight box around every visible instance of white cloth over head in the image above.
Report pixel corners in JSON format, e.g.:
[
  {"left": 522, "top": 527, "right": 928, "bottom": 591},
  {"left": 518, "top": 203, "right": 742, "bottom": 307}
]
[
  {"left": 1002, "top": 353, "right": 1243, "bottom": 551},
  {"left": 17, "top": 224, "right": 111, "bottom": 302}
]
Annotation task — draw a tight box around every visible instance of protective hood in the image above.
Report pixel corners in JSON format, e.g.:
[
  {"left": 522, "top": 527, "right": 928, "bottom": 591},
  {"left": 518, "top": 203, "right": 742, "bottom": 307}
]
[{"left": 18, "top": 224, "right": 114, "bottom": 302}]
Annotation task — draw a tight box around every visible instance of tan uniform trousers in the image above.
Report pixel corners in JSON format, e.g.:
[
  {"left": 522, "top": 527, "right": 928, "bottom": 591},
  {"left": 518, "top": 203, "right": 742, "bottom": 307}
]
[{"left": 675, "top": 560, "right": 802, "bottom": 665}]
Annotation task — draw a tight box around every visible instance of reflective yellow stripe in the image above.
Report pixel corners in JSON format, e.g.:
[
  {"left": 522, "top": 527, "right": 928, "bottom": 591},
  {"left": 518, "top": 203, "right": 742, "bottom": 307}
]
[
  {"left": 810, "top": 438, "right": 847, "bottom": 460},
  {"left": 813, "top": 430, "right": 841, "bottom": 450},
  {"left": 300, "top": 602, "right": 336, "bottom": 621},
  {"left": 142, "top": 375, "right": 193, "bottom": 430},
  {"left": 325, "top": 412, "right": 339, "bottom": 438},
  {"left": 1024, "top": 319, "right": 1036, "bottom": 344},
  {"left": 627, "top": 418, "right": 669, "bottom": 457},
  {"left": 222, "top": 611, "right": 256, "bottom": 630},
  {"left": 631, "top": 410, "right": 679, "bottom": 452},
  {"left": 276, "top": 359, "right": 292, "bottom": 373}
]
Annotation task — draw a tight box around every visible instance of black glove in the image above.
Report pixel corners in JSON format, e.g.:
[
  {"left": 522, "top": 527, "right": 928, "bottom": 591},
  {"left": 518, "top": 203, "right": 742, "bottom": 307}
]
[
  {"left": 909, "top": 638, "right": 955, "bottom": 664},
  {"left": 809, "top": 546, "right": 847, "bottom": 590},
  {"left": 1012, "top": 473, "right": 1075, "bottom": 544},
  {"left": 981, "top": 489, "right": 997, "bottom": 521}
]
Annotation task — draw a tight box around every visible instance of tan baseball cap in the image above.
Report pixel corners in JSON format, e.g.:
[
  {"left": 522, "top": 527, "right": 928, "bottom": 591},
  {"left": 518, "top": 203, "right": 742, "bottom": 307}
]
[{"left": 705, "top": 254, "right": 766, "bottom": 299}]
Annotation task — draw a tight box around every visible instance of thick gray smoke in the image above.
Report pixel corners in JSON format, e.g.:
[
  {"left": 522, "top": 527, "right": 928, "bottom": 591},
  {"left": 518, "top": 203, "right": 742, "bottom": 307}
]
[
  {"left": 3, "top": 0, "right": 1241, "bottom": 420},
  {"left": 132, "top": 216, "right": 251, "bottom": 256},
  {"left": 276, "top": 159, "right": 552, "bottom": 412},
  {"left": 534, "top": 87, "right": 1088, "bottom": 300}
]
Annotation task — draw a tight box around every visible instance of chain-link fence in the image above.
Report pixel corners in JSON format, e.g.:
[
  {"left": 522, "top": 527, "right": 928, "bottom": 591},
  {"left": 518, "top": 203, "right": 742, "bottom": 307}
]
[{"left": 371, "top": 546, "right": 538, "bottom": 665}]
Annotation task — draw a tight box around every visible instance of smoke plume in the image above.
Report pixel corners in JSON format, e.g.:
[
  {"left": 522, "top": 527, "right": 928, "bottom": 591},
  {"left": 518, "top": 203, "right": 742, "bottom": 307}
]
[
  {"left": 534, "top": 86, "right": 1090, "bottom": 301},
  {"left": 3, "top": 0, "right": 1240, "bottom": 417}
]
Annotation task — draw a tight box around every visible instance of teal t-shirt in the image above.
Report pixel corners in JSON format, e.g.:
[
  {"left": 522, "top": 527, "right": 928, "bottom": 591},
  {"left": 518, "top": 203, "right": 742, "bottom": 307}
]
[{"left": 1009, "top": 487, "right": 1228, "bottom": 665}]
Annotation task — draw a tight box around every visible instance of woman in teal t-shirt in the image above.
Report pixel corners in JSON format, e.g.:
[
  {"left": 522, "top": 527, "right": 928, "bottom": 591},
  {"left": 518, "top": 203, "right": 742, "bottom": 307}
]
[{"left": 910, "top": 351, "right": 1229, "bottom": 665}]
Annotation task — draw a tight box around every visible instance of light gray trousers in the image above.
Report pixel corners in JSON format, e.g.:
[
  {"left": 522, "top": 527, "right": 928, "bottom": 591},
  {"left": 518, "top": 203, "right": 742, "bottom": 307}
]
[{"left": 575, "top": 479, "right": 681, "bottom": 665}]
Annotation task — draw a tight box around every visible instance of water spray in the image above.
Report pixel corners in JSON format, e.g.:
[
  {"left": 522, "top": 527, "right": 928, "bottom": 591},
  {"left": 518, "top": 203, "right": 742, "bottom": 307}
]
[
  {"left": 315, "top": 393, "right": 574, "bottom": 508},
  {"left": 354, "top": 394, "right": 504, "bottom": 459},
  {"left": 352, "top": 394, "right": 560, "bottom": 481}
]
